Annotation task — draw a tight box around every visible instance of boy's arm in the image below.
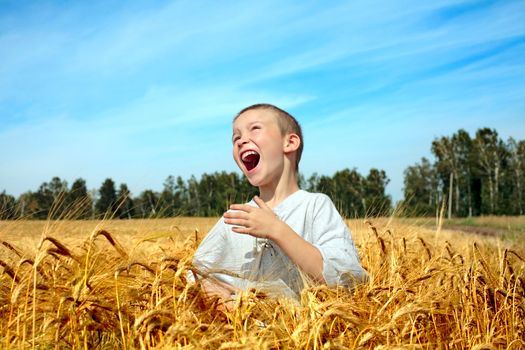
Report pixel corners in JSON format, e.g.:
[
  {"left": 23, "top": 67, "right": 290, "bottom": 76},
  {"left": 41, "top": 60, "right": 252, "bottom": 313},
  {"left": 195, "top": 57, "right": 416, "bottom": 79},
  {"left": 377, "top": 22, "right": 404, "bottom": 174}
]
[
  {"left": 190, "top": 217, "right": 240, "bottom": 310},
  {"left": 224, "top": 196, "right": 325, "bottom": 283},
  {"left": 199, "top": 278, "right": 237, "bottom": 311},
  {"left": 269, "top": 220, "right": 326, "bottom": 283}
]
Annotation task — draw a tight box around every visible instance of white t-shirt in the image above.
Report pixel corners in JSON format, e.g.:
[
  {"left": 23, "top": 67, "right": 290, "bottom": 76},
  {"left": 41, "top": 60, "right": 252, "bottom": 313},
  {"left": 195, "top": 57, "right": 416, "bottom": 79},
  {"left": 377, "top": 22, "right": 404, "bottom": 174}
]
[{"left": 192, "top": 190, "right": 367, "bottom": 297}]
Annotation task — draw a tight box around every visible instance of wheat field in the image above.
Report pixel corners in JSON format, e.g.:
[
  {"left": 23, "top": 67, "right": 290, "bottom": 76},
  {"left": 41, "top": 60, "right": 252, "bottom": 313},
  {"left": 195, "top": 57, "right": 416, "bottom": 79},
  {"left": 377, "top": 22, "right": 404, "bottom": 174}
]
[{"left": 0, "top": 217, "right": 523, "bottom": 349}]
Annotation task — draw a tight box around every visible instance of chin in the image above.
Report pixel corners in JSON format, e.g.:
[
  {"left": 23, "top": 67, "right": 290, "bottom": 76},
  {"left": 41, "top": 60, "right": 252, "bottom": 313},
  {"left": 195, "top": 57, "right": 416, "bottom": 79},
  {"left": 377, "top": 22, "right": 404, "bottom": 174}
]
[
  {"left": 246, "top": 175, "right": 261, "bottom": 187},
  {"left": 245, "top": 171, "right": 265, "bottom": 187}
]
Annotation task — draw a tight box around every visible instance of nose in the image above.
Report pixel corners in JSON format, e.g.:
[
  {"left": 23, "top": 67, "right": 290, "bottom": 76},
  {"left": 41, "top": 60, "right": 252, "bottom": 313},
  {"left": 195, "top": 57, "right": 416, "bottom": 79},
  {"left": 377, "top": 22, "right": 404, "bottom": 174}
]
[{"left": 236, "top": 135, "right": 249, "bottom": 147}]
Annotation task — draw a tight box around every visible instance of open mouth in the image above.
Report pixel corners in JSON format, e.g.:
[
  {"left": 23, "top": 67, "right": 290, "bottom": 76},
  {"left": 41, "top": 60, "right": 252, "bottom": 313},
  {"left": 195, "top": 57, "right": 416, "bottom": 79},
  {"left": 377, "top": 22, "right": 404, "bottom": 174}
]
[{"left": 241, "top": 150, "right": 260, "bottom": 172}]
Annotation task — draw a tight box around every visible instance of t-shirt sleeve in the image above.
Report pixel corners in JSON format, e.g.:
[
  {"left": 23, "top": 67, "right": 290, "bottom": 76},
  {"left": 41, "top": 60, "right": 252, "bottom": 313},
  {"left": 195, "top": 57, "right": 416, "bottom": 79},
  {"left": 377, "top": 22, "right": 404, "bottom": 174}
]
[
  {"left": 311, "top": 194, "right": 368, "bottom": 287},
  {"left": 188, "top": 217, "right": 228, "bottom": 282}
]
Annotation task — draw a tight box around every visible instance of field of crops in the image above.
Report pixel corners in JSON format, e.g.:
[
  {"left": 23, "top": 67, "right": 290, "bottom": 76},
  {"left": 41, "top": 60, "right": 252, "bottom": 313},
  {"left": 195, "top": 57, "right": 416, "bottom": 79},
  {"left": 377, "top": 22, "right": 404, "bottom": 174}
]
[{"left": 0, "top": 217, "right": 524, "bottom": 349}]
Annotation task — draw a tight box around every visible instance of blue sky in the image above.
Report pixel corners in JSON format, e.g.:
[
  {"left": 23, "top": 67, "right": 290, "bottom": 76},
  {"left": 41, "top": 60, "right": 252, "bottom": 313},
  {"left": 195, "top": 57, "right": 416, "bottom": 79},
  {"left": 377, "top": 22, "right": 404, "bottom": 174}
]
[{"left": 1, "top": 0, "right": 524, "bottom": 202}]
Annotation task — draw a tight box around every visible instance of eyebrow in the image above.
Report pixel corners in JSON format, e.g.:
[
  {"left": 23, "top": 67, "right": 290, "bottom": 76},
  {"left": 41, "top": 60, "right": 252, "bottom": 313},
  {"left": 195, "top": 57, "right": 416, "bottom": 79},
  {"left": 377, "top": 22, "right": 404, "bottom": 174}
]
[{"left": 231, "top": 121, "right": 262, "bottom": 140}]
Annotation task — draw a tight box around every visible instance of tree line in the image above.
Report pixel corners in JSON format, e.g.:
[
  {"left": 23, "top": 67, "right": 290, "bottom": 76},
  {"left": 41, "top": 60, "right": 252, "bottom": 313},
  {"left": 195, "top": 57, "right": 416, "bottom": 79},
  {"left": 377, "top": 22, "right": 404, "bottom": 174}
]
[
  {"left": 402, "top": 127, "right": 525, "bottom": 217},
  {"left": 1, "top": 127, "right": 523, "bottom": 220},
  {"left": 0, "top": 168, "right": 391, "bottom": 220}
]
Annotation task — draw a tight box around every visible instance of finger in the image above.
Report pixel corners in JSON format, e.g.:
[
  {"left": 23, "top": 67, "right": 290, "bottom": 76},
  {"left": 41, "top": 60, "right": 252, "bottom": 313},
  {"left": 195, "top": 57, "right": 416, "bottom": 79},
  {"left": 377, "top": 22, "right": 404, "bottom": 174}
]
[
  {"left": 231, "top": 226, "right": 250, "bottom": 235},
  {"left": 224, "top": 218, "right": 248, "bottom": 227},
  {"left": 229, "top": 204, "right": 253, "bottom": 212},
  {"left": 253, "top": 196, "right": 272, "bottom": 211},
  {"left": 224, "top": 211, "right": 249, "bottom": 220}
]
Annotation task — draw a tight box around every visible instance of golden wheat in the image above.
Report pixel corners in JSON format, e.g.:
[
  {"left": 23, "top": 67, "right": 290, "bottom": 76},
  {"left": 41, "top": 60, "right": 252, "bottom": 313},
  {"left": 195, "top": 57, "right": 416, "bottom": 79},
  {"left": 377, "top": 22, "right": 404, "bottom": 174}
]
[{"left": 0, "top": 217, "right": 523, "bottom": 349}]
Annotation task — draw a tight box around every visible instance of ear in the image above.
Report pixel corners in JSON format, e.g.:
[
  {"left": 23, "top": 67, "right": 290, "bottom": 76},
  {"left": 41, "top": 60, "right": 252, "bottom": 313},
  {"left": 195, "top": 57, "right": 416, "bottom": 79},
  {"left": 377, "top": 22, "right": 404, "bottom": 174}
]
[{"left": 283, "top": 133, "right": 300, "bottom": 154}]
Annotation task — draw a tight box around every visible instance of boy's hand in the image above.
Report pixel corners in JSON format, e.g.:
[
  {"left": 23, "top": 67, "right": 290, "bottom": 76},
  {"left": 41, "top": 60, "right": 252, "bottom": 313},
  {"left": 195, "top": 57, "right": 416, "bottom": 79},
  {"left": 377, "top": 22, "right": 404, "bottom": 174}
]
[
  {"left": 223, "top": 196, "right": 281, "bottom": 239},
  {"left": 200, "top": 278, "right": 237, "bottom": 311}
]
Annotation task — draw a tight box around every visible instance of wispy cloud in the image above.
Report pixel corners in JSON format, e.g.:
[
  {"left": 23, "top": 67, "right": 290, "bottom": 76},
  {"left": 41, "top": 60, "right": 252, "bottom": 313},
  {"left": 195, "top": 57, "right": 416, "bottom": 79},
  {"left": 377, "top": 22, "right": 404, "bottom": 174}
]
[{"left": 1, "top": 0, "right": 524, "bottom": 200}]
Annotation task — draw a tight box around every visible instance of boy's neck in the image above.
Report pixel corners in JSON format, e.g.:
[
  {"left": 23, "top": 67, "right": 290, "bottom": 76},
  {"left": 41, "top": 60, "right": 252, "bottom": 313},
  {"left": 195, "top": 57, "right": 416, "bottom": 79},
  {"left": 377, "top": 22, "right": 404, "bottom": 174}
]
[{"left": 258, "top": 170, "right": 300, "bottom": 209}]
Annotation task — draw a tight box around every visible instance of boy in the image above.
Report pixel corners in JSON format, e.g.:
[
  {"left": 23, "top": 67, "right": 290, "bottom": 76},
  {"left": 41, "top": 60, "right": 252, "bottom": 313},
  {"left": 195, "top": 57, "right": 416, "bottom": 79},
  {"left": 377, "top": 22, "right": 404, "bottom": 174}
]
[{"left": 192, "top": 104, "right": 367, "bottom": 300}]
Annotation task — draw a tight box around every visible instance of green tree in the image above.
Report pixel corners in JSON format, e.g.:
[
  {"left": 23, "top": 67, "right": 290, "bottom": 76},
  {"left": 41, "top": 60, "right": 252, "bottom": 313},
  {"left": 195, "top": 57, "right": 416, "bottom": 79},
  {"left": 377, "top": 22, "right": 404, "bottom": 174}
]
[
  {"left": 16, "top": 191, "right": 40, "bottom": 219},
  {"left": 116, "top": 183, "right": 135, "bottom": 219},
  {"left": 0, "top": 191, "right": 17, "bottom": 219},
  {"left": 505, "top": 138, "right": 525, "bottom": 215},
  {"left": 159, "top": 175, "right": 177, "bottom": 217},
  {"left": 185, "top": 173, "right": 244, "bottom": 217},
  {"left": 451, "top": 130, "right": 475, "bottom": 217},
  {"left": 431, "top": 130, "right": 478, "bottom": 217},
  {"left": 403, "top": 158, "right": 439, "bottom": 216},
  {"left": 186, "top": 175, "right": 200, "bottom": 216},
  {"left": 135, "top": 190, "right": 159, "bottom": 218},
  {"left": 320, "top": 168, "right": 365, "bottom": 218},
  {"left": 202, "top": 172, "right": 250, "bottom": 216},
  {"left": 363, "top": 168, "right": 392, "bottom": 216},
  {"left": 238, "top": 174, "right": 258, "bottom": 203},
  {"left": 404, "top": 127, "right": 523, "bottom": 217},
  {"left": 174, "top": 176, "right": 189, "bottom": 215},
  {"left": 65, "top": 178, "right": 93, "bottom": 219},
  {"left": 34, "top": 177, "right": 68, "bottom": 219},
  {"left": 432, "top": 136, "right": 456, "bottom": 217},
  {"left": 307, "top": 173, "right": 320, "bottom": 192},
  {"left": 297, "top": 172, "right": 306, "bottom": 189},
  {"left": 473, "top": 128, "right": 508, "bottom": 214},
  {"left": 95, "top": 178, "right": 117, "bottom": 217}
]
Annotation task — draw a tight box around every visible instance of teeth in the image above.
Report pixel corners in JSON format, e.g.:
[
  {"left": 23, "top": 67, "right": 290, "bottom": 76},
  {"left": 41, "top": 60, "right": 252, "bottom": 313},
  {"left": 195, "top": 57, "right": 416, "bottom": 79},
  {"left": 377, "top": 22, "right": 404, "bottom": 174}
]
[{"left": 241, "top": 150, "right": 258, "bottom": 161}]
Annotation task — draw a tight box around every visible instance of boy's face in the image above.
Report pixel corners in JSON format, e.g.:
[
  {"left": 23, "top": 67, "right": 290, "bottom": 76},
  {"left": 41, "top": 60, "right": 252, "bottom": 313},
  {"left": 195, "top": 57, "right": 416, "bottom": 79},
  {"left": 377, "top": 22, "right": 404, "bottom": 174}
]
[{"left": 232, "top": 109, "right": 287, "bottom": 187}]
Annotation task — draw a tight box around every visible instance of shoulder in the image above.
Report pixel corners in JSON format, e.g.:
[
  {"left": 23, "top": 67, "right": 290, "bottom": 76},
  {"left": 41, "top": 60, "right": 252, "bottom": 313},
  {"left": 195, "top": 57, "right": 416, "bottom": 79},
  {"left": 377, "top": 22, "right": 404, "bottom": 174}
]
[
  {"left": 197, "top": 216, "right": 228, "bottom": 242},
  {"left": 299, "top": 190, "right": 335, "bottom": 208},
  {"left": 294, "top": 189, "right": 329, "bottom": 201},
  {"left": 300, "top": 191, "right": 347, "bottom": 229},
  {"left": 291, "top": 191, "right": 340, "bottom": 221}
]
